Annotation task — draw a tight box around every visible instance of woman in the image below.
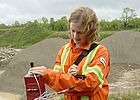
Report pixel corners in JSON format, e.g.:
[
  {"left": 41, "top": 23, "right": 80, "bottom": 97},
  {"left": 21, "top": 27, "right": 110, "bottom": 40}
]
[{"left": 30, "top": 6, "right": 110, "bottom": 100}]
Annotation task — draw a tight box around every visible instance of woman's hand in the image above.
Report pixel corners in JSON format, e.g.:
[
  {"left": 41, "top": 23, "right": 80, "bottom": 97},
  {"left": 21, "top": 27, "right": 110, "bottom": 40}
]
[
  {"left": 68, "top": 64, "right": 78, "bottom": 76},
  {"left": 28, "top": 66, "right": 47, "bottom": 76}
]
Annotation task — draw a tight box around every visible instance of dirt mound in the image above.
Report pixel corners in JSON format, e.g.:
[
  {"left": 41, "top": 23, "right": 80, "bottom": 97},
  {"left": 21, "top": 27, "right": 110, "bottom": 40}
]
[
  {"left": 0, "top": 38, "right": 68, "bottom": 94},
  {"left": 101, "top": 31, "right": 140, "bottom": 93},
  {"left": 0, "top": 31, "right": 140, "bottom": 95},
  {"left": 101, "top": 31, "right": 140, "bottom": 65}
]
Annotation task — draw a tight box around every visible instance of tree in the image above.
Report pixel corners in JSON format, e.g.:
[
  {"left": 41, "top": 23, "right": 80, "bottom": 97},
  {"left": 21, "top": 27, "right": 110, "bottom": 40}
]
[
  {"left": 54, "top": 16, "right": 68, "bottom": 31},
  {"left": 121, "top": 7, "right": 137, "bottom": 29},
  {"left": 131, "top": 18, "right": 140, "bottom": 29},
  {"left": 100, "top": 20, "right": 112, "bottom": 31},
  {"left": 41, "top": 17, "right": 49, "bottom": 29},
  {"left": 0, "top": 23, "right": 8, "bottom": 29},
  {"left": 49, "top": 18, "right": 55, "bottom": 30},
  {"left": 42, "top": 17, "right": 48, "bottom": 24},
  {"left": 11, "top": 20, "right": 20, "bottom": 27},
  {"left": 111, "top": 19, "right": 123, "bottom": 30},
  {"left": 60, "top": 16, "right": 68, "bottom": 31}
]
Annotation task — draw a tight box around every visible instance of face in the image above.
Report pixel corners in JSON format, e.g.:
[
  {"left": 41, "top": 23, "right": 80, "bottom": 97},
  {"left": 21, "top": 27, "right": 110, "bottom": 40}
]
[{"left": 70, "top": 22, "right": 89, "bottom": 47}]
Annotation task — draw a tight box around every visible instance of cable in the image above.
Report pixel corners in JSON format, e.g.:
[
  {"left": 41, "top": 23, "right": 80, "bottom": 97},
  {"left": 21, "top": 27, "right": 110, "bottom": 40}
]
[
  {"left": 33, "top": 73, "right": 42, "bottom": 96},
  {"left": 33, "top": 74, "right": 84, "bottom": 100},
  {"left": 28, "top": 72, "right": 43, "bottom": 100}
]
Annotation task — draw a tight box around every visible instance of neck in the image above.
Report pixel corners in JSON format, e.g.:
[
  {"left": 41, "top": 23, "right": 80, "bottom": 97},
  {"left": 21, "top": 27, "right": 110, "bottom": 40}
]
[
  {"left": 75, "top": 44, "right": 80, "bottom": 48},
  {"left": 75, "top": 42, "right": 90, "bottom": 48}
]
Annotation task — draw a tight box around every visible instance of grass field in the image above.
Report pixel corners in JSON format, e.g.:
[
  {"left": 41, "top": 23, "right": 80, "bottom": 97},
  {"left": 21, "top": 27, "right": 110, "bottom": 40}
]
[
  {"left": 109, "top": 91, "right": 140, "bottom": 100},
  {"left": 0, "top": 29, "right": 115, "bottom": 48}
]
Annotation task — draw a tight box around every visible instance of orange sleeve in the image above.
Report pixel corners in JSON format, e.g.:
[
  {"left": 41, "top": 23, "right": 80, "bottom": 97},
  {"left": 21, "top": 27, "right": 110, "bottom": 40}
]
[
  {"left": 42, "top": 45, "right": 110, "bottom": 94},
  {"left": 54, "top": 45, "right": 65, "bottom": 66},
  {"left": 79, "top": 45, "right": 110, "bottom": 92},
  {"left": 89, "top": 45, "right": 110, "bottom": 78}
]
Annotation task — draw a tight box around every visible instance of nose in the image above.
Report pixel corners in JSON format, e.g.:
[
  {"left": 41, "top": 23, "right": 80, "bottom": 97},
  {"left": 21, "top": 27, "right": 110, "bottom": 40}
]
[{"left": 73, "top": 31, "right": 78, "bottom": 38}]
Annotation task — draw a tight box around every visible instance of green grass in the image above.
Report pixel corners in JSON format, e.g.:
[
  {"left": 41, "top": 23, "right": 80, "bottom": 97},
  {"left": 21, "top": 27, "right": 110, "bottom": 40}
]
[
  {"left": 109, "top": 91, "right": 140, "bottom": 100},
  {"left": 0, "top": 28, "right": 115, "bottom": 48},
  {"left": 47, "top": 31, "right": 70, "bottom": 39},
  {"left": 98, "top": 31, "right": 116, "bottom": 41},
  {"left": 0, "top": 27, "right": 53, "bottom": 48},
  {"left": 48, "top": 31, "right": 115, "bottom": 41},
  {"left": 50, "top": 91, "right": 140, "bottom": 100},
  {"left": 55, "top": 91, "right": 140, "bottom": 100}
]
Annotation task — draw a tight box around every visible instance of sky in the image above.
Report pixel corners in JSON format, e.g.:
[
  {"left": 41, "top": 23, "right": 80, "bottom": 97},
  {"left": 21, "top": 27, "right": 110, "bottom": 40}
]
[{"left": 0, "top": 0, "right": 140, "bottom": 25}]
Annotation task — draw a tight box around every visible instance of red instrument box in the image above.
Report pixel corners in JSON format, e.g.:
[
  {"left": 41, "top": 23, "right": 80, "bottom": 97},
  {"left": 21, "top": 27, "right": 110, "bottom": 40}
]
[{"left": 24, "top": 75, "right": 45, "bottom": 100}]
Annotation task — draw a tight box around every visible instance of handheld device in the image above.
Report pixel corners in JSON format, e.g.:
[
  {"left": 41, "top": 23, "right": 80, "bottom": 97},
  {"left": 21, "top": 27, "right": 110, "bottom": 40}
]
[{"left": 24, "top": 62, "right": 46, "bottom": 100}]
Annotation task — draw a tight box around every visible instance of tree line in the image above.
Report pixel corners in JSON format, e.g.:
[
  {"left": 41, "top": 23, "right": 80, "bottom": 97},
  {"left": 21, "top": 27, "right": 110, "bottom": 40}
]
[{"left": 0, "top": 7, "right": 140, "bottom": 31}]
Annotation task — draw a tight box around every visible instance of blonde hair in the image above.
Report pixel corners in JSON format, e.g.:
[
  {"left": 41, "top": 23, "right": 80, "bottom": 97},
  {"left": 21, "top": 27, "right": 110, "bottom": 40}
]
[{"left": 68, "top": 7, "right": 100, "bottom": 43}]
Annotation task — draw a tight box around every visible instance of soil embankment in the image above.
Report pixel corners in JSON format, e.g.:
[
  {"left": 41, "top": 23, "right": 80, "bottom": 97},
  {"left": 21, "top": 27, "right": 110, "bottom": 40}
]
[{"left": 0, "top": 31, "right": 140, "bottom": 99}]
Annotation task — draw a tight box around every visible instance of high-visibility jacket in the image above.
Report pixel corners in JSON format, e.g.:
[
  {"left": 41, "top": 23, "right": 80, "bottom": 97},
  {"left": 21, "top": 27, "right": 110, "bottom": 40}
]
[{"left": 43, "top": 39, "right": 110, "bottom": 100}]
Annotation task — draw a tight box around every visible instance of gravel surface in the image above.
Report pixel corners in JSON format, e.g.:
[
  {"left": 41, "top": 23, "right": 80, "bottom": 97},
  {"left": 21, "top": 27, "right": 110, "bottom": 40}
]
[{"left": 0, "top": 31, "right": 140, "bottom": 99}]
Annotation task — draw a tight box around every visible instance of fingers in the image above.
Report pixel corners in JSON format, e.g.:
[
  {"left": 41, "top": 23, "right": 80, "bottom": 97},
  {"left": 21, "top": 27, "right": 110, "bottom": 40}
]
[
  {"left": 28, "top": 66, "right": 47, "bottom": 76},
  {"left": 68, "top": 69, "right": 77, "bottom": 76},
  {"left": 68, "top": 64, "right": 78, "bottom": 76}
]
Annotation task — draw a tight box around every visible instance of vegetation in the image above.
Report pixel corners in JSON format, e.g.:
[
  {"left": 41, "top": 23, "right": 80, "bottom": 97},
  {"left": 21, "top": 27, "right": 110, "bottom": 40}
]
[
  {"left": 0, "top": 7, "right": 139, "bottom": 99},
  {"left": 57, "top": 91, "right": 140, "bottom": 100},
  {"left": 0, "top": 7, "right": 139, "bottom": 49},
  {"left": 121, "top": 7, "right": 137, "bottom": 29},
  {"left": 0, "top": 22, "right": 54, "bottom": 48},
  {"left": 0, "top": 27, "right": 115, "bottom": 48},
  {"left": 98, "top": 31, "right": 115, "bottom": 41},
  {"left": 109, "top": 91, "right": 140, "bottom": 100},
  {"left": 47, "top": 31, "right": 70, "bottom": 39}
]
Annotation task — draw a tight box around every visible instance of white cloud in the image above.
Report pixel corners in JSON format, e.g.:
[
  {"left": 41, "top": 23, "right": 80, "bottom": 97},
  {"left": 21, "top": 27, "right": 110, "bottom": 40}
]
[
  {"left": 95, "top": 8, "right": 122, "bottom": 20},
  {"left": 0, "top": 0, "right": 140, "bottom": 25}
]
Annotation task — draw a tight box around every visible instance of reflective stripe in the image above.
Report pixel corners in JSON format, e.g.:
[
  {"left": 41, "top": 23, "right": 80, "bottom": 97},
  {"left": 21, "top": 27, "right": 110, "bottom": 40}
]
[
  {"left": 86, "top": 65, "right": 104, "bottom": 88},
  {"left": 54, "top": 65, "right": 62, "bottom": 71},
  {"left": 81, "top": 96, "right": 89, "bottom": 100},
  {"left": 61, "top": 43, "right": 71, "bottom": 73},
  {"left": 82, "top": 45, "right": 104, "bottom": 88},
  {"left": 82, "top": 45, "right": 101, "bottom": 75}
]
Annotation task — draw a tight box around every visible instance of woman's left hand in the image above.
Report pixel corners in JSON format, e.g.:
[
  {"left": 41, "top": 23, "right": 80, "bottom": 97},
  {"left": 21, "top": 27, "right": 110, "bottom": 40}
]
[{"left": 68, "top": 64, "right": 78, "bottom": 76}]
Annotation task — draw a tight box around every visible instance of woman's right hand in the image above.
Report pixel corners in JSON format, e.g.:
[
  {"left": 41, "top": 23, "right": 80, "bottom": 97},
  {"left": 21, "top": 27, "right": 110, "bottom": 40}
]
[{"left": 28, "top": 66, "right": 47, "bottom": 76}]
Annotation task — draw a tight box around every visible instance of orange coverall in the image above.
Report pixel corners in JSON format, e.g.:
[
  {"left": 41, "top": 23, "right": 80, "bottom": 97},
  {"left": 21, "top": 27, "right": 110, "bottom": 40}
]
[{"left": 43, "top": 40, "right": 110, "bottom": 100}]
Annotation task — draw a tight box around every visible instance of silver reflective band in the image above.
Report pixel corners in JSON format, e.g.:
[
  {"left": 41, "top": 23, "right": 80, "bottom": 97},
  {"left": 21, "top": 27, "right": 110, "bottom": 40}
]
[
  {"left": 61, "top": 43, "right": 71, "bottom": 73},
  {"left": 100, "top": 57, "right": 106, "bottom": 67}
]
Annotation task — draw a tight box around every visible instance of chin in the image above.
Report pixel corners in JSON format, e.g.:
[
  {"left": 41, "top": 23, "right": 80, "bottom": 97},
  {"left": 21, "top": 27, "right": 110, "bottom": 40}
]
[{"left": 75, "top": 41, "right": 81, "bottom": 45}]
